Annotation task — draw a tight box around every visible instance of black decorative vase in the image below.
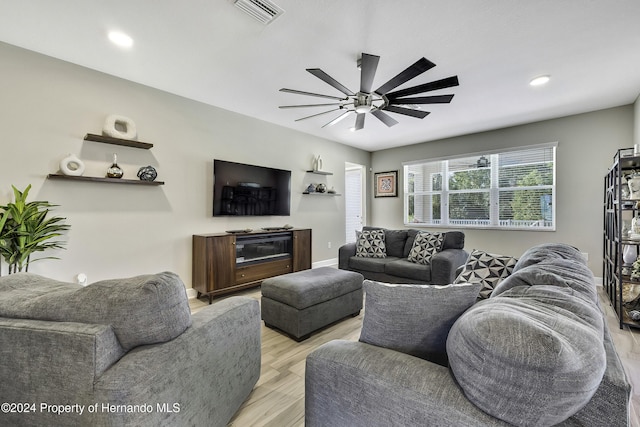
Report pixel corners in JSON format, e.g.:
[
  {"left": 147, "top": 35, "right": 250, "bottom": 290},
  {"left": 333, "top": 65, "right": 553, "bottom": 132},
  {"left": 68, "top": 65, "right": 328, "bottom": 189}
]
[{"left": 137, "top": 165, "right": 158, "bottom": 182}]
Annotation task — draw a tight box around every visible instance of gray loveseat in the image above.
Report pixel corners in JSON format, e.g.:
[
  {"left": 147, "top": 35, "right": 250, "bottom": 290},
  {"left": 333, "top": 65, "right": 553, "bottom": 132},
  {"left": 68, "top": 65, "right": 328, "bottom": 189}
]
[
  {"left": 339, "top": 227, "right": 468, "bottom": 284},
  {"left": 0, "top": 272, "right": 261, "bottom": 427},
  {"left": 307, "top": 243, "right": 631, "bottom": 426}
]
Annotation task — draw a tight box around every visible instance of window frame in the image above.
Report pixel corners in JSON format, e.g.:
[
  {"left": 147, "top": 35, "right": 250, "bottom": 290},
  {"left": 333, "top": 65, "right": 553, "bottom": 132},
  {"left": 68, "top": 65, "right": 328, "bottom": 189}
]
[{"left": 403, "top": 142, "right": 557, "bottom": 231}]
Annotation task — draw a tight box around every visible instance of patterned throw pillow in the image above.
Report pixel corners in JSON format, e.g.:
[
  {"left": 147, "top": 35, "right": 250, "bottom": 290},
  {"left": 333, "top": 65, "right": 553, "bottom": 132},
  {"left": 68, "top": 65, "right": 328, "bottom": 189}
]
[
  {"left": 355, "top": 229, "right": 386, "bottom": 258},
  {"left": 407, "top": 231, "right": 444, "bottom": 265},
  {"left": 454, "top": 249, "right": 518, "bottom": 299}
]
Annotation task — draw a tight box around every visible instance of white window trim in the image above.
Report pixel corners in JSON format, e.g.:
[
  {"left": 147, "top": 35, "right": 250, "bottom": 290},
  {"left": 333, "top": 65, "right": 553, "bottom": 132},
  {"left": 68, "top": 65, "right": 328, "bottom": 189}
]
[{"left": 403, "top": 142, "right": 557, "bottom": 231}]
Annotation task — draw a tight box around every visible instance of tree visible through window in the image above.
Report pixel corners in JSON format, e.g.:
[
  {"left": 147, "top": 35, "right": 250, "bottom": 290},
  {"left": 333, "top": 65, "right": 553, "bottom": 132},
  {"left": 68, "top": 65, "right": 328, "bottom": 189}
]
[{"left": 404, "top": 144, "right": 556, "bottom": 230}]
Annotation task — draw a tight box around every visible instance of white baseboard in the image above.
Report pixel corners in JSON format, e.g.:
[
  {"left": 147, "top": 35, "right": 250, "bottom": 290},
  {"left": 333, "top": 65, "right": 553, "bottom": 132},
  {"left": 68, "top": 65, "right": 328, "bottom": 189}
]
[
  {"left": 186, "top": 288, "right": 197, "bottom": 299},
  {"left": 313, "top": 258, "right": 338, "bottom": 268}
]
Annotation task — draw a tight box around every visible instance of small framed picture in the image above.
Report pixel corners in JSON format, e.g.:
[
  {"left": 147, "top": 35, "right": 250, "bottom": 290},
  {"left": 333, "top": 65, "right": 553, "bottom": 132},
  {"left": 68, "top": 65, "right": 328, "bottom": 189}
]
[{"left": 374, "top": 170, "right": 398, "bottom": 198}]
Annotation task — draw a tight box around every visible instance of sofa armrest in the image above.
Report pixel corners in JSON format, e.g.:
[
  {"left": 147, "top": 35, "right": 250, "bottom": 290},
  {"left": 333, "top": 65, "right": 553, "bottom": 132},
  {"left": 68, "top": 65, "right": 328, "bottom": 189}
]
[
  {"left": 566, "top": 319, "right": 631, "bottom": 425},
  {"left": 430, "top": 249, "right": 469, "bottom": 284},
  {"left": 306, "top": 340, "right": 508, "bottom": 427},
  {"left": 0, "top": 318, "right": 125, "bottom": 426},
  {"left": 94, "top": 296, "right": 261, "bottom": 427},
  {"left": 339, "top": 242, "right": 357, "bottom": 270}
]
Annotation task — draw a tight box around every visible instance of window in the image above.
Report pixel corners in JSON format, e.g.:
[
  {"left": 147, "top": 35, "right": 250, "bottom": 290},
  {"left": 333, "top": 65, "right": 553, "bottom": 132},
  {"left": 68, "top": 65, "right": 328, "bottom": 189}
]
[{"left": 404, "top": 143, "right": 556, "bottom": 230}]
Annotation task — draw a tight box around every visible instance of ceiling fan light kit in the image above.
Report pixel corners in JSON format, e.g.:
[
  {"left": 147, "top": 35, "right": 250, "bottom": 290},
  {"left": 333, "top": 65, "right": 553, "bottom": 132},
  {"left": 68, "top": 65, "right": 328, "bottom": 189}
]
[
  {"left": 530, "top": 75, "right": 550, "bottom": 86},
  {"left": 280, "top": 53, "right": 459, "bottom": 131}
]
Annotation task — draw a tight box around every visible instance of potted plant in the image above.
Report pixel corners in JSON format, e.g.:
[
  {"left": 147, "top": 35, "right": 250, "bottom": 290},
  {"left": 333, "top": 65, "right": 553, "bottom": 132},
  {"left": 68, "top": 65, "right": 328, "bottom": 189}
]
[{"left": 0, "top": 184, "right": 70, "bottom": 274}]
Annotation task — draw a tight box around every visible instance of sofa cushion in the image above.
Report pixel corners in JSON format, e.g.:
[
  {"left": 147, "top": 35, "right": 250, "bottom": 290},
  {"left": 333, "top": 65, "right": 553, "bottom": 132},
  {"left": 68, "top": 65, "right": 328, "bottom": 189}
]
[
  {"left": 383, "top": 229, "right": 408, "bottom": 258},
  {"left": 384, "top": 259, "right": 431, "bottom": 282},
  {"left": 454, "top": 249, "right": 517, "bottom": 299},
  {"left": 261, "top": 267, "right": 363, "bottom": 309},
  {"left": 403, "top": 229, "right": 421, "bottom": 258},
  {"left": 355, "top": 229, "right": 387, "bottom": 258},
  {"left": 513, "top": 242, "right": 585, "bottom": 272},
  {"left": 442, "top": 231, "right": 465, "bottom": 250},
  {"left": 363, "top": 227, "right": 409, "bottom": 258},
  {"left": 360, "top": 280, "right": 481, "bottom": 366},
  {"left": 0, "top": 272, "right": 192, "bottom": 351},
  {"left": 407, "top": 231, "right": 444, "bottom": 265},
  {"left": 447, "top": 265, "right": 606, "bottom": 426},
  {"left": 349, "top": 256, "right": 399, "bottom": 273},
  {"left": 492, "top": 258, "right": 598, "bottom": 304}
]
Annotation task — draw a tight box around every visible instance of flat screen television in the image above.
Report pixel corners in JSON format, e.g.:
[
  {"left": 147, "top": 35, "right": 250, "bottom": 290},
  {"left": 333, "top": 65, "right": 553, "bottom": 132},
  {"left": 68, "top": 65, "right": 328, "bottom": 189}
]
[{"left": 213, "top": 159, "right": 291, "bottom": 216}]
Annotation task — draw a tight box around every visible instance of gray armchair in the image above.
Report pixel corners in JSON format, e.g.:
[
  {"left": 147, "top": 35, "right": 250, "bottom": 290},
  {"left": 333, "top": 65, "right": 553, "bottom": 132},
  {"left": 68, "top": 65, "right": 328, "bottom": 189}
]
[{"left": 0, "top": 272, "right": 261, "bottom": 427}]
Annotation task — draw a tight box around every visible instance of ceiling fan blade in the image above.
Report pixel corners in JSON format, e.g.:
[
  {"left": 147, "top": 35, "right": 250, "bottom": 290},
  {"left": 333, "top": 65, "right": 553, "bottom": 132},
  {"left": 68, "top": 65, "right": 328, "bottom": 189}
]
[
  {"left": 386, "top": 76, "right": 460, "bottom": 99},
  {"left": 322, "top": 110, "right": 353, "bottom": 128},
  {"left": 360, "top": 53, "right": 380, "bottom": 94},
  {"left": 280, "top": 102, "right": 345, "bottom": 109},
  {"left": 295, "top": 108, "right": 343, "bottom": 122},
  {"left": 383, "top": 105, "right": 431, "bottom": 119},
  {"left": 307, "top": 68, "right": 355, "bottom": 96},
  {"left": 374, "top": 57, "right": 436, "bottom": 95},
  {"left": 371, "top": 109, "right": 399, "bottom": 127},
  {"left": 388, "top": 94, "right": 454, "bottom": 105},
  {"left": 354, "top": 113, "right": 366, "bottom": 130},
  {"left": 280, "top": 88, "right": 346, "bottom": 101}
]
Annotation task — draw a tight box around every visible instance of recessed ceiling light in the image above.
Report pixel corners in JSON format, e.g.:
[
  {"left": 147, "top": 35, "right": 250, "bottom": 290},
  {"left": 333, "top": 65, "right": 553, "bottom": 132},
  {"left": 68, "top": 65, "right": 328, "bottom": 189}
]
[
  {"left": 108, "top": 31, "right": 133, "bottom": 48},
  {"left": 530, "top": 75, "right": 550, "bottom": 87}
]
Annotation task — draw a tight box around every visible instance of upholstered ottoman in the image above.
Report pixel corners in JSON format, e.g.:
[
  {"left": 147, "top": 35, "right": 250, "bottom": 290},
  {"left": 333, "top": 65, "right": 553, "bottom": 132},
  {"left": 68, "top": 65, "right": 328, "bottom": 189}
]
[{"left": 261, "top": 267, "right": 364, "bottom": 341}]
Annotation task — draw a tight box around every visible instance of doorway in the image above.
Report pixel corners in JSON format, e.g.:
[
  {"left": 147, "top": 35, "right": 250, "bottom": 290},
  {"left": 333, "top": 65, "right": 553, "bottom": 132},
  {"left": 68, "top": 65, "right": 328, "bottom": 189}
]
[{"left": 345, "top": 162, "right": 366, "bottom": 243}]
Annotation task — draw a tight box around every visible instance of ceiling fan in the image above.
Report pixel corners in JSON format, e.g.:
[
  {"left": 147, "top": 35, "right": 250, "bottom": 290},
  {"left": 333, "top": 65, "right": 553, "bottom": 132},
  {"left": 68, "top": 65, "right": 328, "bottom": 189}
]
[{"left": 279, "top": 53, "right": 459, "bottom": 131}]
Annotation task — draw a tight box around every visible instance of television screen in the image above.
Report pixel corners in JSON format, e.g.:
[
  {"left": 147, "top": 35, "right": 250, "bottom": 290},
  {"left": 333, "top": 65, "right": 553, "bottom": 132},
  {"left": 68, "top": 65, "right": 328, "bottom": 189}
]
[{"left": 213, "top": 159, "right": 291, "bottom": 216}]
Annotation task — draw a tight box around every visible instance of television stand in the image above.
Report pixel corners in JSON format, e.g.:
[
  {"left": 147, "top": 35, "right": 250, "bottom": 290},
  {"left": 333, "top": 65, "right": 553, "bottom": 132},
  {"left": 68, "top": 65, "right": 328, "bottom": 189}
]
[{"left": 192, "top": 228, "right": 311, "bottom": 303}]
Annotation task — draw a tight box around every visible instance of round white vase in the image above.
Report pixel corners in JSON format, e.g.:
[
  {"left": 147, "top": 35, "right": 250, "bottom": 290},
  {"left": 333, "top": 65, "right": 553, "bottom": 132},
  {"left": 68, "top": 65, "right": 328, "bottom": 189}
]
[{"left": 59, "top": 153, "right": 85, "bottom": 176}]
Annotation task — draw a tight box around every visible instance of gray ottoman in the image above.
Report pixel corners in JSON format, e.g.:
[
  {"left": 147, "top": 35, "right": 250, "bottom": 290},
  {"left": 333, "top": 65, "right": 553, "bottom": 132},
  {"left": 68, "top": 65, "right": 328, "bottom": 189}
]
[{"left": 261, "top": 267, "right": 364, "bottom": 341}]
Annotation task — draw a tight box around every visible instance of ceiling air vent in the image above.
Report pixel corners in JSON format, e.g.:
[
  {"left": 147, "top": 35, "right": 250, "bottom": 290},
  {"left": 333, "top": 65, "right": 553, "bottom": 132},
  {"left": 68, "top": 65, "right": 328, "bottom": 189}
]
[{"left": 234, "top": 0, "right": 284, "bottom": 25}]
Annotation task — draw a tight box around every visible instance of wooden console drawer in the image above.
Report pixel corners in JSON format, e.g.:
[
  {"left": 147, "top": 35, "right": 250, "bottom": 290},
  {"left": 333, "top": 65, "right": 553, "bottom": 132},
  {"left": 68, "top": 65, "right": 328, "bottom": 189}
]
[{"left": 236, "top": 258, "right": 293, "bottom": 285}]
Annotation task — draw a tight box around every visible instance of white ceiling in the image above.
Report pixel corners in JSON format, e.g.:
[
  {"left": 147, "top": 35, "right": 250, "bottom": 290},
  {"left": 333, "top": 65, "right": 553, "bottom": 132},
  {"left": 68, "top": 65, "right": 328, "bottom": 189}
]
[{"left": 1, "top": 0, "right": 639, "bottom": 151}]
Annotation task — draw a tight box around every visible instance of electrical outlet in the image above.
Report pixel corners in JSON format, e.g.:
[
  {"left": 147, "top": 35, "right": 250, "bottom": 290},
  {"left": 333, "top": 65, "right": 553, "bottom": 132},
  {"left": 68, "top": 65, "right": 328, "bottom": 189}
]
[
  {"left": 581, "top": 252, "right": 588, "bottom": 262},
  {"left": 328, "top": 242, "right": 332, "bottom": 249}
]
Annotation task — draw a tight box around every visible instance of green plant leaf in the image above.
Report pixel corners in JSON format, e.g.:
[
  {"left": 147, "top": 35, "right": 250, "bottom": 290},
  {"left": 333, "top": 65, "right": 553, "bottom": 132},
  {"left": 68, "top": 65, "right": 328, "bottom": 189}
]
[{"left": 0, "top": 184, "right": 70, "bottom": 272}]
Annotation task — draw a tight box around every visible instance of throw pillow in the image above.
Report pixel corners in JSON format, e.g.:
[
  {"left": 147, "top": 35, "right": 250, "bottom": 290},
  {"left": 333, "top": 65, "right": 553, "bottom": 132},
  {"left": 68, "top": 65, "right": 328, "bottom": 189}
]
[
  {"left": 407, "top": 231, "right": 443, "bottom": 265},
  {"left": 359, "top": 280, "right": 481, "bottom": 366},
  {"left": 355, "top": 229, "right": 386, "bottom": 258},
  {"left": 454, "top": 249, "right": 517, "bottom": 299}
]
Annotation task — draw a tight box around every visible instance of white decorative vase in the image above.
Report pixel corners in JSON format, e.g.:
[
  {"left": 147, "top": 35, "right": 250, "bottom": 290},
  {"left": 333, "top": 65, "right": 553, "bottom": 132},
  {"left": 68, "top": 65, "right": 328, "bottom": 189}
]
[
  {"left": 103, "top": 114, "right": 137, "bottom": 140},
  {"left": 629, "top": 175, "right": 640, "bottom": 199},
  {"left": 624, "top": 245, "right": 638, "bottom": 264},
  {"left": 313, "top": 155, "right": 323, "bottom": 171},
  {"left": 59, "top": 153, "right": 85, "bottom": 176}
]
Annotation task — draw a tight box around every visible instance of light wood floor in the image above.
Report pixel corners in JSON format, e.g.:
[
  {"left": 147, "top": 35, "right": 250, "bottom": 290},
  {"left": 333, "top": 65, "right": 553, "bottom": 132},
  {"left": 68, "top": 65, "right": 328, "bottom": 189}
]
[{"left": 190, "top": 286, "right": 640, "bottom": 427}]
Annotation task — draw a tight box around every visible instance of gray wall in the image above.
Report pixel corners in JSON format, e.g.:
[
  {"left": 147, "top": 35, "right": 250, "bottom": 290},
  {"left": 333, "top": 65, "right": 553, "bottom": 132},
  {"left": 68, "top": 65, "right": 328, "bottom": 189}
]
[
  {"left": 0, "top": 42, "right": 370, "bottom": 287},
  {"left": 635, "top": 94, "right": 640, "bottom": 145},
  {"left": 370, "top": 106, "right": 635, "bottom": 276},
  {"left": 2, "top": 40, "right": 637, "bottom": 284}
]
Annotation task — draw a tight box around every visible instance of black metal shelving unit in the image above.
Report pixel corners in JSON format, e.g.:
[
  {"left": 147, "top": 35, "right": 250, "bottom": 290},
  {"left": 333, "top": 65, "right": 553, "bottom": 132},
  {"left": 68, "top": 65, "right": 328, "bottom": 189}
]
[{"left": 604, "top": 147, "right": 640, "bottom": 329}]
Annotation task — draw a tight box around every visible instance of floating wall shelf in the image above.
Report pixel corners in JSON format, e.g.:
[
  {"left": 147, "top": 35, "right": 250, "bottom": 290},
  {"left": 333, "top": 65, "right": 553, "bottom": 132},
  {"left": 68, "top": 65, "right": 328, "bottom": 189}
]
[
  {"left": 302, "top": 192, "right": 341, "bottom": 196},
  {"left": 47, "top": 174, "right": 164, "bottom": 186},
  {"left": 305, "top": 170, "right": 333, "bottom": 175},
  {"left": 84, "top": 133, "right": 153, "bottom": 149}
]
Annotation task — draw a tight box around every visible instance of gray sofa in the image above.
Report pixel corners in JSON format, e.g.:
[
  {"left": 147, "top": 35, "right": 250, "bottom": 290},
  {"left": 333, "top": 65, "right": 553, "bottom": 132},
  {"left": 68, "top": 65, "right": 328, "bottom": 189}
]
[
  {"left": 307, "top": 243, "right": 631, "bottom": 426},
  {"left": 0, "top": 271, "right": 261, "bottom": 427},
  {"left": 339, "top": 227, "right": 468, "bottom": 284}
]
